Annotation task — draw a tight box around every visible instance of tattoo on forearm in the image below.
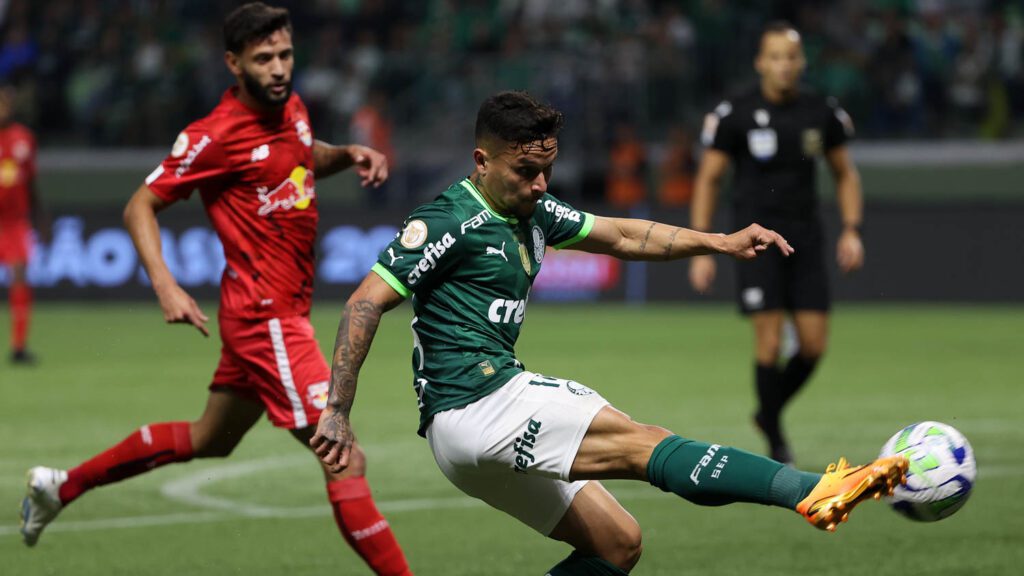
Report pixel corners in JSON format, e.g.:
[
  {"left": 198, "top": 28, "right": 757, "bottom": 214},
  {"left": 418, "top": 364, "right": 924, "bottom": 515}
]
[
  {"left": 638, "top": 223, "right": 656, "bottom": 253},
  {"left": 328, "top": 299, "right": 383, "bottom": 412},
  {"left": 663, "top": 227, "right": 681, "bottom": 260}
]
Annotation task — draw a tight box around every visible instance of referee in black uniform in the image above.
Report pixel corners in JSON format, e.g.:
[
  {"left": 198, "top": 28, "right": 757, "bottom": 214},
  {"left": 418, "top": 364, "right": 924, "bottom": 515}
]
[{"left": 689, "top": 22, "right": 864, "bottom": 464}]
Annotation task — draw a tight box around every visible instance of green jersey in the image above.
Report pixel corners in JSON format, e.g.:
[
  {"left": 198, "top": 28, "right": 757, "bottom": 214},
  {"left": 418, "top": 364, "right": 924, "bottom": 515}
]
[{"left": 372, "top": 178, "right": 594, "bottom": 435}]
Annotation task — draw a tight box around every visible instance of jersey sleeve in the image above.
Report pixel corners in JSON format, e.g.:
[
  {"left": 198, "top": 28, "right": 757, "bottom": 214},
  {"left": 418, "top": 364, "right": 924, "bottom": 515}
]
[
  {"left": 371, "top": 206, "right": 465, "bottom": 298},
  {"left": 702, "top": 100, "right": 740, "bottom": 155},
  {"left": 536, "top": 194, "right": 594, "bottom": 250},
  {"left": 144, "top": 126, "right": 231, "bottom": 203},
  {"left": 824, "top": 97, "right": 854, "bottom": 151}
]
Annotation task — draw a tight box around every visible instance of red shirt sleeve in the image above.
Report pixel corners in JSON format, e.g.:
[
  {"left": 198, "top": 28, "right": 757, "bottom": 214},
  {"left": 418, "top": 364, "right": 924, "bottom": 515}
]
[{"left": 145, "top": 125, "right": 231, "bottom": 202}]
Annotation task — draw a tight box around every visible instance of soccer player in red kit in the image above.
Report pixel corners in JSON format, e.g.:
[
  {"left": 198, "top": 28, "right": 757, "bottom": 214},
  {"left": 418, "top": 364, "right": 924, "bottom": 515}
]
[
  {"left": 0, "top": 83, "right": 42, "bottom": 364},
  {"left": 19, "top": 4, "right": 412, "bottom": 574}
]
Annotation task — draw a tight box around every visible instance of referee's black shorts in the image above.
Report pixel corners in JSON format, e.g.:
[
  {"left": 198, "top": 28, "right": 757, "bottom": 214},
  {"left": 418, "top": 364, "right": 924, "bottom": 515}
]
[{"left": 732, "top": 216, "right": 830, "bottom": 315}]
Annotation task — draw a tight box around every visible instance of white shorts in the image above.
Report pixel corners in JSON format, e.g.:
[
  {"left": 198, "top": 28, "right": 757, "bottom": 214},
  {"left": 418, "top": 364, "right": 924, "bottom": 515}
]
[{"left": 426, "top": 371, "right": 609, "bottom": 535}]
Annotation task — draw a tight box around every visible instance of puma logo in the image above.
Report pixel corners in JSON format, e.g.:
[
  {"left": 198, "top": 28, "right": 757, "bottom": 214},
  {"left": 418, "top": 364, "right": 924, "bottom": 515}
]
[
  {"left": 387, "top": 247, "right": 404, "bottom": 266},
  {"left": 486, "top": 242, "right": 508, "bottom": 261}
]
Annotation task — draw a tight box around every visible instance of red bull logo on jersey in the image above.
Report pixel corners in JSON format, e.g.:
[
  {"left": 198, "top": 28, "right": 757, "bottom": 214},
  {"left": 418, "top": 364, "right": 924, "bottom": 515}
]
[
  {"left": 257, "top": 166, "right": 316, "bottom": 216},
  {"left": 0, "top": 158, "right": 20, "bottom": 187}
]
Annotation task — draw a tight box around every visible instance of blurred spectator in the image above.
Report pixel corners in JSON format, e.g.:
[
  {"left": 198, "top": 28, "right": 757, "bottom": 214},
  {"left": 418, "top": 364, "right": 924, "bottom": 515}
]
[
  {"left": 2, "top": 0, "right": 1021, "bottom": 153},
  {"left": 606, "top": 121, "right": 648, "bottom": 210},
  {"left": 351, "top": 87, "right": 395, "bottom": 205},
  {"left": 0, "top": 17, "right": 36, "bottom": 80},
  {"left": 657, "top": 125, "right": 695, "bottom": 207}
]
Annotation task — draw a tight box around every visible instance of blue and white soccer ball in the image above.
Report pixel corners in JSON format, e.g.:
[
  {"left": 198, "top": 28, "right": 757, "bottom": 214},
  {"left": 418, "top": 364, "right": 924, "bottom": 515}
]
[{"left": 878, "top": 421, "right": 976, "bottom": 522}]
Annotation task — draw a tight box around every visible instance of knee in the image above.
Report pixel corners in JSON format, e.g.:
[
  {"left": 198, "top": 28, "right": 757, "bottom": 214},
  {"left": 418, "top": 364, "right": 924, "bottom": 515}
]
[
  {"left": 797, "top": 338, "right": 827, "bottom": 361},
  {"left": 189, "top": 423, "right": 241, "bottom": 458},
  {"left": 755, "top": 337, "right": 781, "bottom": 365},
  {"left": 324, "top": 443, "right": 367, "bottom": 479},
  {"left": 607, "top": 521, "right": 643, "bottom": 571}
]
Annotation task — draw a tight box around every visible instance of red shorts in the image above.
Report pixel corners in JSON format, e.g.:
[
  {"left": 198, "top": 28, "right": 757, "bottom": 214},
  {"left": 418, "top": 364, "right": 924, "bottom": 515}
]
[
  {"left": 0, "top": 220, "right": 32, "bottom": 265},
  {"left": 211, "top": 315, "right": 330, "bottom": 429}
]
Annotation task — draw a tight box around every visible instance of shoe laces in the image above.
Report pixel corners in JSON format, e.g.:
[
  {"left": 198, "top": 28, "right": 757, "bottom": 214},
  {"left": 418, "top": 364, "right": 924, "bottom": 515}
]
[{"left": 825, "top": 457, "right": 851, "bottom": 474}]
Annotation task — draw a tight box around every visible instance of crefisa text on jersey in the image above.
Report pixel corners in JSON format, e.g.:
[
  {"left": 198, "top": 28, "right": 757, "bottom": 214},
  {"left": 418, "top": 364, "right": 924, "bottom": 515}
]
[{"left": 406, "top": 233, "right": 457, "bottom": 285}]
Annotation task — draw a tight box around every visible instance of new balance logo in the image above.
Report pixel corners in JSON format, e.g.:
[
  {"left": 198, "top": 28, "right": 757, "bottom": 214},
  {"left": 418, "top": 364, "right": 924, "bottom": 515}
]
[
  {"left": 486, "top": 242, "right": 508, "bottom": 261},
  {"left": 250, "top": 144, "right": 270, "bottom": 162}
]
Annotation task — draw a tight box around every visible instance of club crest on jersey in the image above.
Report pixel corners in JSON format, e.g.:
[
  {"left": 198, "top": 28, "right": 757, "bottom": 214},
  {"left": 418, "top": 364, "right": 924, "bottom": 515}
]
[
  {"left": 400, "top": 220, "right": 429, "bottom": 249},
  {"left": 532, "top": 226, "right": 545, "bottom": 263},
  {"left": 294, "top": 119, "right": 313, "bottom": 147},
  {"left": 257, "top": 165, "right": 315, "bottom": 216}
]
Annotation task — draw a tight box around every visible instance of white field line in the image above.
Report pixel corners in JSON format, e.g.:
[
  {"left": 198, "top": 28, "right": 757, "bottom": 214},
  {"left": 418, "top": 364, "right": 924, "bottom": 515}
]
[{"left": 2, "top": 456, "right": 1020, "bottom": 538}]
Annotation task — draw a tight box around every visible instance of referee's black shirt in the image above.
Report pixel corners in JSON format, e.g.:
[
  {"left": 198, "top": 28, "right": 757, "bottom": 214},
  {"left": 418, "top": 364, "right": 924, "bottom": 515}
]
[{"left": 701, "top": 86, "right": 854, "bottom": 222}]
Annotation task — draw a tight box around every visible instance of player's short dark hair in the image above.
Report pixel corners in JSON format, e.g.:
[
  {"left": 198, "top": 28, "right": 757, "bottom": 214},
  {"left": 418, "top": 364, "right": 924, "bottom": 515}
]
[
  {"left": 475, "top": 91, "right": 564, "bottom": 150},
  {"left": 223, "top": 2, "right": 292, "bottom": 54}
]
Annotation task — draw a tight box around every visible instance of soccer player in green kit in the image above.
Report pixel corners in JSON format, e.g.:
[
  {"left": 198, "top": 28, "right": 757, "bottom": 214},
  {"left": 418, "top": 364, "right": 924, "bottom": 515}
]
[{"left": 311, "top": 92, "right": 907, "bottom": 574}]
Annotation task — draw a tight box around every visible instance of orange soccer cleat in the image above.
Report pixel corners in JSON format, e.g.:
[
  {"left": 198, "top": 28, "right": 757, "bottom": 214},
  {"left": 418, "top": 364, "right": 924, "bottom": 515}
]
[{"left": 796, "top": 455, "right": 909, "bottom": 532}]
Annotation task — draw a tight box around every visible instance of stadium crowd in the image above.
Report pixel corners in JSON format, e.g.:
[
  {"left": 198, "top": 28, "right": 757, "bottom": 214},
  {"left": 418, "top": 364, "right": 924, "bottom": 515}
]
[{"left": 2, "top": 0, "right": 1022, "bottom": 149}]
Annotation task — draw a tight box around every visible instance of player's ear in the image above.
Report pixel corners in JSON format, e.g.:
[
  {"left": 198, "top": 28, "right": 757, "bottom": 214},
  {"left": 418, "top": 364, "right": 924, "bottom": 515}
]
[
  {"left": 473, "top": 148, "right": 488, "bottom": 174},
  {"left": 224, "top": 51, "right": 242, "bottom": 76}
]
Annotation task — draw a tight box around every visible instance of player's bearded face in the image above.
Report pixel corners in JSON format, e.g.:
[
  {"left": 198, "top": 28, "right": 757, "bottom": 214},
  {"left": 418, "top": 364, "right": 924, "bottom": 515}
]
[
  {"left": 237, "top": 29, "right": 294, "bottom": 108},
  {"left": 484, "top": 139, "right": 558, "bottom": 219}
]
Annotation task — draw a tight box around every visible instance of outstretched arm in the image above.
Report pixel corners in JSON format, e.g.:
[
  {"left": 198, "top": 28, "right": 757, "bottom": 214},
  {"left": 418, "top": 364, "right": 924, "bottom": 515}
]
[
  {"left": 571, "top": 216, "right": 794, "bottom": 262},
  {"left": 312, "top": 140, "right": 389, "bottom": 186},
  {"left": 311, "top": 272, "right": 405, "bottom": 472}
]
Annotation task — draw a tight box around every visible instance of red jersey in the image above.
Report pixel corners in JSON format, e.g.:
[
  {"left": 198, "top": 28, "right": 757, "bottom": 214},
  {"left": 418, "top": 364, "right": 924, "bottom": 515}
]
[
  {"left": 146, "top": 88, "right": 318, "bottom": 320},
  {"left": 0, "top": 122, "right": 36, "bottom": 223}
]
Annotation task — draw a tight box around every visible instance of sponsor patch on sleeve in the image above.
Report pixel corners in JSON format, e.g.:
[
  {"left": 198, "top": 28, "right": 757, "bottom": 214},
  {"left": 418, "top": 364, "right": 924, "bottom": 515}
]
[
  {"left": 171, "top": 132, "right": 189, "bottom": 158},
  {"left": 400, "top": 219, "right": 429, "bottom": 249}
]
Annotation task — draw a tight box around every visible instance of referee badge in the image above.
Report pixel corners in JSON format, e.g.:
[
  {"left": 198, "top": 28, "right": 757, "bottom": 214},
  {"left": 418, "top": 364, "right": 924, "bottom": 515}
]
[
  {"left": 802, "top": 129, "right": 823, "bottom": 156},
  {"left": 747, "top": 129, "right": 777, "bottom": 161}
]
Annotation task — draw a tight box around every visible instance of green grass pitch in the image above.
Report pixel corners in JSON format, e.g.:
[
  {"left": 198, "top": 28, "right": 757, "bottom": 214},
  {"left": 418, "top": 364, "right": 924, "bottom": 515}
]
[{"left": 1, "top": 302, "right": 1021, "bottom": 575}]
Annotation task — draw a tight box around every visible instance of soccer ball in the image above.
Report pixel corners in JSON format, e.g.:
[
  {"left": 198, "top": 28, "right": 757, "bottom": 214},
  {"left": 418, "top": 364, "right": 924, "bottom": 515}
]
[{"left": 878, "top": 421, "right": 976, "bottom": 522}]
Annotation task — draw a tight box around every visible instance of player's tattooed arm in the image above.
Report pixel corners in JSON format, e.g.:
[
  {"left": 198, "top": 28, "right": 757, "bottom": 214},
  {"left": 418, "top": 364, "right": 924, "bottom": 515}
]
[
  {"left": 327, "top": 299, "right": 383, "bottom": 414},
  {"left": 313, "top": 140, "right": 389, "bottom": 187},
  {"left": 570, "top": 216, "right": 793, "bottom": 261},
  {"left": 313, "top": 272, "right": 404, "bottom": 471}
]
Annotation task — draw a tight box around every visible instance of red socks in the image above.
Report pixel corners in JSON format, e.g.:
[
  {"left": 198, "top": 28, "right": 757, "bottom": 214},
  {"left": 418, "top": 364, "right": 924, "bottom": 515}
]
[
  {"left": 57, "top": 422, "right": 410, "bottom": 576},
  {"left": 327, "top": 476, "right": 412, "bottom": 576},
  {"left": 9, "top": 282, "right": 31, "bottom": 351},
  {"left": 59, "top": 421, "right": 194, "bottom": 505}
]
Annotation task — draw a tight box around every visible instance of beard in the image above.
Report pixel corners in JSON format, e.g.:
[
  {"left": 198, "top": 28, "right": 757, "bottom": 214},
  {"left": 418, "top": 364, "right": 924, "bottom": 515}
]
[{"left": 242, "top": 69, "right": 292, "bottom": 108}]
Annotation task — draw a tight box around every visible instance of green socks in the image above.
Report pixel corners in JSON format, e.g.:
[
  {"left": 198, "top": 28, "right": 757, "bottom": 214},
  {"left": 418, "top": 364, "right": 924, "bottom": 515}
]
[
  {"left": 646, "top": 435, "right": 821, "bottom": 508},
  {"left": 546, "top": 551, "right": 630, "bottom": 575}
]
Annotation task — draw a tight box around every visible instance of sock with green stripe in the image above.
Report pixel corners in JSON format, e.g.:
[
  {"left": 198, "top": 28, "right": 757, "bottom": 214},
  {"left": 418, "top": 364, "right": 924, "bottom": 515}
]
[
  {"left": 546, "top": 551, "right": 631, "bottom": 575},
  {"left": 646, "top": 435, "right": 821, "bottom": 508}
]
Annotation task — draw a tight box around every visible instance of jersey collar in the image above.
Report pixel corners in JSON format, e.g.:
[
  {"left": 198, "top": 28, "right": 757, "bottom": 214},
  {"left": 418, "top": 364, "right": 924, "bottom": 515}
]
[{"left": 459, "top": 178, "right": 518, "bottom": 224}]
